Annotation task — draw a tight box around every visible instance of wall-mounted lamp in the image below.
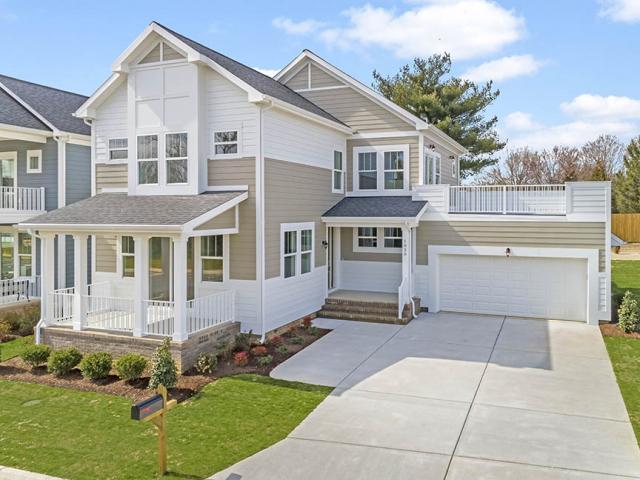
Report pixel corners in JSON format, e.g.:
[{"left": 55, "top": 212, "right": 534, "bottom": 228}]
[
  {"left": 321, "top": 240, "right": 329, "bottom": 249},
  {"left": 449, "top": 155, "right": 455, "bottom": 160},
  {"left": 505, "top": 247, "right": 511, "bottom": 258},
  {"left": 428, "top": 144, "right": 436, "bottom": 150}
]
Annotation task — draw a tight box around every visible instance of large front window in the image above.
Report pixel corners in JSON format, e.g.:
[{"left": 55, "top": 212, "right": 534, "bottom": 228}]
[
  {"left": 166, "top": 132, "right": 188, "bottom": 184},
  {"left": 201, "top": 235, "right": 223, "bottom": 282},
  {"left": 137, "top": 135, "right": 158, "bottom": 184}
]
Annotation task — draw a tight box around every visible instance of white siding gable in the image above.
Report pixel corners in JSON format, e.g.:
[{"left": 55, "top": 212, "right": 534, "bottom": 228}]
[{"left": 94, "top": 81, "right": 128, "bottom": 165}]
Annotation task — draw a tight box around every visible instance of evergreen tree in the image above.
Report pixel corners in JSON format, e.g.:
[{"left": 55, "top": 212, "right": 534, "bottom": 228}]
[
  {"left": 614, "top": 137, "right": 640, "bottom": 213},
  {"left": 372, "top": 54, "right": 505, "bottom": 178}
]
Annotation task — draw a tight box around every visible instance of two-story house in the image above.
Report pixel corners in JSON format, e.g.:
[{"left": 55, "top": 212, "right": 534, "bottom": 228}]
[
  {"left": 21, "top": 22, "right": 610, "bottom": 370},
  {"left": 0, "top": 75, "right": 91, "bottom": 307}
]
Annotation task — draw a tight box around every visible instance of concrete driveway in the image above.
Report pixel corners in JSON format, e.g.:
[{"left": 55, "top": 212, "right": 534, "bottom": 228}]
[{"left": 211, "top": 313, "right": 640, "bottom": 480}]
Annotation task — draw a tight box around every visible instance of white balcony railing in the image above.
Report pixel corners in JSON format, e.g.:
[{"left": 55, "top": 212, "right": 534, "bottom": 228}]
[
  {"left": 187, "top": 290, "right": 235, "bottom": 335},
  {"left": 0, "top": 187, "right": 45, "bottom": 212},
  {"left": 0, "top": 276, "right": 40, "bottom": 305},
  {"left": 449, "top": 185, "right": 566, "bottom": 215},
  {"left": 49, "top": 287, "right": 75, "bottom": 325}
]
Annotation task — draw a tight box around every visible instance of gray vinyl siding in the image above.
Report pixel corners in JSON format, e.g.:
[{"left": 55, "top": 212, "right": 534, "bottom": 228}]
[
  {"left": 65, "top": 144, "right": 91, "bottom": 205},
  {"left": 347, "top": 136, "right": 419, "bottom": 192},
  {"left": 264, "top": 158, "right": 344, "bottom": 279},
  {"left": 309, "top": 64, "right": 342, "bottom": 88},
  {"left": 341, "top": 227, "right": 401, "bottom": 263},
  {"left": 286, "top": 66, "right": 309, "bottom": 90},
  {"left": 417, "top": 221, "right": 607, "bottom": 271},
  {"left": 208, "top": 158, "right": 256, "bottom": 280},
  {"left": 95, "top": 163, "right": 128, "bottom": 193},
  {"left": 0, "top": 138, "right": 58, "bottom": 211}
]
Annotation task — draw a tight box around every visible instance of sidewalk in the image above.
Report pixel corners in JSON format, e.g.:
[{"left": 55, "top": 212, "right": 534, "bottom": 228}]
[{"left": 0, "top": 466, "right": 64, "bottom": 480}]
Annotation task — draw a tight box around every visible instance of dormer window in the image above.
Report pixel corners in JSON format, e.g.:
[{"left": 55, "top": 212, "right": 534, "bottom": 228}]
[{"left": 137, "top": 135, "right": 158, "bottom": 184}]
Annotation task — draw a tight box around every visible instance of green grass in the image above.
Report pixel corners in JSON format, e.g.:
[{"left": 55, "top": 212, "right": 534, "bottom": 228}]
[
  {"left": 0, "top": 375, "right": 331, "bottom": 479},
  {"left": 612, "top": 260, "right": 640, "bottom": 298},
  {"left": 0, "top": 335, "right": 33, "bottom": 361},
  {"left": 604, "top": 336, "right": 640, "bottom": 441}
]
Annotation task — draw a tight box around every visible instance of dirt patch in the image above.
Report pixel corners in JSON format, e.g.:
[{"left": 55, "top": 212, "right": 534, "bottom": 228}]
[
  {"left": 0, "top": 325, "right": 329, "bottom": 403},
  {"left": 600, "top": 322, "right": 640, "bottom": 339}
]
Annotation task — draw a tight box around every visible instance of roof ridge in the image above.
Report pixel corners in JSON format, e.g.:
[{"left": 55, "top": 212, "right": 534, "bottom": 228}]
[{"left": 0, "top": 74, "right": 88, "bottom": 99}]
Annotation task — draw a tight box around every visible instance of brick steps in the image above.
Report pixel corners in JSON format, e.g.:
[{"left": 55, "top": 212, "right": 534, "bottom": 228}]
[{"left": 317, "top": 297, "right": 420, "bottom": 325}]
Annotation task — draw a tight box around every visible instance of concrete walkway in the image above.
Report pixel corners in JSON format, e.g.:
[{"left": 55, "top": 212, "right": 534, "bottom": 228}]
[
  {"left": 211, "top": 313, "right": 640, "bottom": 480},
  {"left": 0, "top": 466, "right": 64, "bottom": 480}
]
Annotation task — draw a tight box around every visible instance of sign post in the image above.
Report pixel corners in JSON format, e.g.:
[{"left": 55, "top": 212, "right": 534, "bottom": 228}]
[{"left": 131, "top": 385, "right": 177, "bottom": 476}]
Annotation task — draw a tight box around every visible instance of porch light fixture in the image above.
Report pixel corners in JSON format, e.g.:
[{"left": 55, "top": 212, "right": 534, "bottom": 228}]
[
  {"left": 505, "top": 247, "right": 511, "bottom": 258},
  {"left": 321, "top": 240, "right": 329, "bottom": 249},
  {"left": 449, "top": 155, "right": 455, "bottom": 160},
  {"left": 428, "top": 144, "right": 436, "bottom": 150}
]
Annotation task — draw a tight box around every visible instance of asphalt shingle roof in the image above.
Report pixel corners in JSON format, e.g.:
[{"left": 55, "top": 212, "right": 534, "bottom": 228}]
[
  {"left": 153, "top": 22, "right": 346, "bottom": 128},
  {"left": 0, "top": 74, "right": 90, "bottom": 136},
  {"left": 0, "top": 88, "right": 49, "bottom": 131},
  {"left": 323, "top": 196, "right": 428, "bottom": 218},
  {"left": 21, "top": 192, "right": 246, "bottom": 227}
]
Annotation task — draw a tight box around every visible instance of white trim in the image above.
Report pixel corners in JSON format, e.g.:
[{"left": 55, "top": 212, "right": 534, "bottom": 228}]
[
  {"left": 294, "top": 85, "right": 350, "bottom": 92},
  {"left": 211, "top": 126, "right": 242, "bottom": 159},
  {"left": 421, "top": 124, "right": 467, "bottom": 156},
  {"left": 352, "top": 226, "right": 402, "bottom": 254},
  {"left": 427, "top": 245, "right": 600, "bottom": 326},
  {"left": 205, "top": 185, "right": 248, "bottom": 192},
  {"left": 199, "top": 234, "right": 228, "bottom": 283},
  {"left": 352, "top": 144, "right": 410, "bottom": 194},
  {"left": 351, "top": 131, "right": 420, "bottom": 140},
  {"left": 423, "top": 149, "right": 442, "bottom": 185},
  {"left": 107, "top": 137, "right": 128, "bottom": 162},
  {"left": 280, "top": 222, "right": 315, "bottom": 280},
  {"left": 26, "top": 149, "right": 42, "bottom": 174},
  {"left": 100, "top": 187, "right": 128, "bottom": 193},
  {"left": 182, "top": 191, "right": 248, "bottom": 232},
  {"left": 322, "top": 217, "right": 422, "bottom": 227},
  {"left": 0, "top": 124, "right": 49, "bottom": 143},
  {"left": 332, "top": 148, "right": 345, "bottom": 194}
]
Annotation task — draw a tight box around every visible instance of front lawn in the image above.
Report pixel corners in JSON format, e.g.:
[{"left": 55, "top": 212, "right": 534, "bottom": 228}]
[
  {"left": 612, "top": 260, "right": 640, "bottom": 298},
  {"left": 0, "top": 375, "right": 331, "bottom": 479},
  {"left": 0, "top": 335, "right": 33, "bottom": 361},
  {"left": 604, "top": 337, "right": 640, "bottom": 441}
]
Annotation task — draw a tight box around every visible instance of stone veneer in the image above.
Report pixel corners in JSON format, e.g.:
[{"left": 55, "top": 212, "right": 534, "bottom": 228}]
[{"left": 41, "top": 321, "right": 240, "bottom": 372}]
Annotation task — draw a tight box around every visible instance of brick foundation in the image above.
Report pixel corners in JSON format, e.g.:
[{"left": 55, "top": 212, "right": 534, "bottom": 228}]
[{"left": 41, "top": 322, "right": 240, "bottom": 372}]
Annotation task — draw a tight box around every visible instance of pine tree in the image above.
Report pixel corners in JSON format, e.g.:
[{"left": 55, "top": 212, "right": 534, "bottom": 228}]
[
  {"left": 372, "top": 54, "right": 505, "bottom": 178},
  {"left": 613, "top": 137, "right": 640, "bottom": 213}
]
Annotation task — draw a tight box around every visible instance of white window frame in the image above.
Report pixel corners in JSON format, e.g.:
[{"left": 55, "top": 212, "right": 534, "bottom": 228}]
[
  {"left": 424, "top": 151, "right": 442, "bottom": 185},
  {"left": 332, "top": 149, "right": 344, "bottom": 193},
  {"left": 352, "top": 144, "right": 410, "bottom": 195},
  {"left": 136, "top": 133, "right": 159, "bottom": 185},
  {"left": 107, "top": 138, "right": 128, "bottom": 163},
  {"left": 451, "top": 155, "right": 458, "bottom": 179},
  {"left": 280, "top": 222, "right": 315, "bottom": 280},
  {"left": 17, "top": 232, "right": 32, "bottom": 277},
  {"left": 120, "top": 235, "right": 135, "bottom": 278},
  {"left": 26, "top": 149, "right": 42, "bottom": 174},
  {"left": 353, "top": 226, "right": 402, "bottom": 254},
  {"left": 165, "top": 131, "right": 188, "bottom": 185},
  {"left": 200, "top": 234, "right": 225, "bottom": 283},
  {"left": 212, "top": 126, "right": 242, "bottom": 159}
]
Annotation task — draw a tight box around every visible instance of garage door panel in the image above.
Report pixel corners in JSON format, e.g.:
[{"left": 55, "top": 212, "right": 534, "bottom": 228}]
[{"left": 439, "top": 255, "right": 587, "bottom": 322}]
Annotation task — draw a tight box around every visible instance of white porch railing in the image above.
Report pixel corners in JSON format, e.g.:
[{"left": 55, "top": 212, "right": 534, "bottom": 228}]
[
  {"left": 187, "top": 290, "right": 235, "bottom": 334},
  {"left": 49, "top": 287, "right": 74, "bottom": 325},
  {"left": 0, "top": 186, "right": 45, "bottom": 211},
  {"left": 84, "top": 295, "right": 135, "bottom": 331},
  {"left": 144, "top": 300, "right": 175, "bottom": 337},
  {"left": 86, "top": 281, "right": 112, "bottom": 298},
  {"left": 449, "top": 185, "right": 566, "bottom": 215},
  {"left": 0, "top": 276, "right": 40, "bottom": 305}
]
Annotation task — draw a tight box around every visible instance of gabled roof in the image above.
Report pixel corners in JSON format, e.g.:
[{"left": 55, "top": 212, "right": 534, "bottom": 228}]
[
  {"left": 0, "top": 74, "right": 90, "bottom": 136},
  {"left": 0, "top": 88, "right": 49, "bottom": 131},
  {"left": 323, "top": 196, "right": 427, "bottom": 219}
]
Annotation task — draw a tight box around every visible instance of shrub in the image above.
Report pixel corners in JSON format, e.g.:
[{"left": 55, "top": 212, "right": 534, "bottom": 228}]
[
  {"left": 289, "top": 336, "right": 304, "bottom": 345},
  {"left": 217, "top": 340, "right": 233, "bottom": 360},
  {"left": 20, "top": 344, "right": 50, "bottom": 368},
  {"left": 48, "top": 348, "right": 82, "bottom": 376},
  {"left": 194, "top": 352, "right": 217, "bottom": 374},
  {"left": 149, "top": 338, "right": 178, "bottom": 389},
  {"left": 250, "top": 345, "right": 268, "bottom": 357},
  {"left": 16, "top": 306, "right": 40, "bottom": 336},
  {"left": 233, "top": 351, "right": 249, "bottom": 367},
  {"left": 235, "top": 330, "right": 253, "bottom": 352},
  {"left": 256, "top": 355, "right": 273, "bottom": 367},
  {"left": 0, "top": 320, "right": 11, "bottom": 342},
  {"left": 309, "top": 326, "right": 319, "bottom": 336},
  {"left": 268, "top": 335, "right": 283, "bottom": 347},
  {"left": 79, "top": 352, "right": 113, "bottom": 380},
  {"left": 115, "top": 354, "right": 147, "bottom": 382},
  {"left": 1, "top": 311, "right": 20, "bottom": 333},
  {"left": 275, "top": 345, "right": 289, "bottom": 355},
  {"left": 302, "top": 316, "right": 313, "bottom": 329},
  {"left": 618, "top": 291, "right": 640, "bottom": 333}
]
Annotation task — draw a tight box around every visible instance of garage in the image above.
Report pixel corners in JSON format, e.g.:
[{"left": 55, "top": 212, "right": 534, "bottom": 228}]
[{"left": 437, "top": 253, "right": 588, "bottom": 322}]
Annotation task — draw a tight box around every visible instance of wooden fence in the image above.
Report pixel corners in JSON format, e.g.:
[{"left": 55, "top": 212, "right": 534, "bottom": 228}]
[{"left": 612, "top": 214, "right": 640, "bottom": 242}]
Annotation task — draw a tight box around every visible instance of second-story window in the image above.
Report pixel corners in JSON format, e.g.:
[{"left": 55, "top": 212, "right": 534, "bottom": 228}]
[
  {"left": 108, "top": 139, "right": 128, "bottom": 161},
  {"left": 451, "top": 156, "right": 458, "bottom": 178},
  {"left": 26, "top": 150, "right": 42, "bottom": 174},
  {"left": 358, "top": 152, "right": 377, "bottom": 190},
  {"left": 121, "top": 236, "right": 135, "bottom": 278},
  {"left": 424, "top": 152, "right": 441, "bottom": 185},
  {"left": 137, "top": 135, "right": 158, "bottom": 184},
  {"left": 384, "top": 151, "right": 404, "bottom": 190},
  {"left": 166, "top": 133, "right": 188, "bottom": 184},
  {"left": 213, "top": 130, "right": 238, "bottom": 157},
  {"left": 333, "top": 150, "right": 344, "bottom": 193}
]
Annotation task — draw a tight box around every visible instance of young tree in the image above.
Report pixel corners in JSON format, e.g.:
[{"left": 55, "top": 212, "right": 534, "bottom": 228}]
[
  {"left": 372, "top": 54, "right": 505, "bottom": 178},
  {"left": 614, "top": 136, "right": 640, "bottom": 213},
  {"left": 581, "top": 134, "right": 624, "bottom": 181}
]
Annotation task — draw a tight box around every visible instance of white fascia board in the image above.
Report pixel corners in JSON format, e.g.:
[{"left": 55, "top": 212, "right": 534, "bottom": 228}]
[
  {"left": 421, "top": 124, "right": 468, "bottom": 155},
  {"left": 0, "top": 82, "right": 59, "bottom": 134},
  {"left": 277, "top": 50, "right": 427, "bottom": 131},
  {"left": 321, "top": 217, "right": 420, "bottom": 227},
  {"left": 0, "top": 124, "right": 50, "bottom": 143},
  {"left": 74, "top": 73, "right": 126, "bottom": 119},
  {"left": 64, "top": 133, "right": 91, "bottom": 146},
  {"left": 265, "top": 97, "right": 352, "bottom": 134},
  {"left": 17, "top": 223, "right": 183, "bottom": 233},
  {"left": 181, "top": 191, "right": 249, "bottom": 233}
]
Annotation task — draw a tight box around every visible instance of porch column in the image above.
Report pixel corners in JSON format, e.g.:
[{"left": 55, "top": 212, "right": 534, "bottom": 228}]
[
  {"left": 172, "top": 236, "right": 188, "bottom": 342},
  {"left": 133, "top": 235, "right": 149, "bottom": 337},
  {"left": 72, "top": 234, "right": 88, "bottom": 331},
  {"left": 40, "top": 233, "right": 56, "bottom": 323},
  {"left": 399, "top": 226, "right": 411, "bottom": 316}
]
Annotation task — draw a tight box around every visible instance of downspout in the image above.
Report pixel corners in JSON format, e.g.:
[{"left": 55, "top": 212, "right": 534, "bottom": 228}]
[
  {"left": 404, "top": 221, "right": 417, "bottom": 319},
  {"left": 28, "top": 229, "right": 45, "bottom": 344}
]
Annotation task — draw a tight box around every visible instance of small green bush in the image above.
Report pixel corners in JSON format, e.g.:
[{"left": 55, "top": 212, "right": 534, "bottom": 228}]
[
  {"left": 217, "top": 340, "right": 233, "bottom": 360},
  {"left": 115, "top": 354, "right": 147, "bottom": 382},
  {"left": 20, "top": 344, "right": 51, "bottom": 368},
  {"left": 194, "top": 352, "right": 217, "bottom": 374},
  {"left": 256, "top": 355, "right": 273, "bottom": 367},
  {"left": 79, "top": 352, "right": 113, "bottom": 380},
  {"left": 1, "top": 312, "right": 20, "bottom": 332},
  {"left": 275, "top": 345, "right": 289, "bottom": 355},
  {"left": 48, "top": 348, "right": 82, "bottom": 376},
  {"left": 618, "top": 291, "right": 640, "bottom": 333},
  {"left": 289, "top": 336, "right": 304, "bottom": 345},
  {"left": 234, "top": 330, "right": 253, "bottom": 352},
  {"left": 16, "top": 306, "right": 40, "bottom": 336},
  {"left": 309, "top": 326, "right": 319, "bottom": 336},
  {"left": 148, "top": 338, "right": 177, "bottom": 389}
]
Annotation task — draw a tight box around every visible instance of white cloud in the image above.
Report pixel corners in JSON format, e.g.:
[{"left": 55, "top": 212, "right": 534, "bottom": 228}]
[
  {"left": 253, "top": 68, "right": 280, "bottom": 77},
  {"left": 272, "top": 17, "right": 325, "bottom": 35},
  {"left": 561, "top": 94, "right": 640, "bottom": 120},
  {"left": 599, "top": 0, "right": 640, "bottom": 23},
  {"left": 462, "top": 54, "right": 544, "bottom": 82},
  {"left": 275, "top": 0, "right": 526, "bottom": 60},
  {"left": 504, "top": 111, "right": 541, "bottom": 131}
]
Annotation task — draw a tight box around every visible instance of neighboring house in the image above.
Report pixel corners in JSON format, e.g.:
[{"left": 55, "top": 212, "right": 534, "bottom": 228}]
[
  {"left": 20, "top": 22, "right": 611, "bottom": 369},
  {"left": 0, "top": 75, "right": 91, "bottom": 306}
]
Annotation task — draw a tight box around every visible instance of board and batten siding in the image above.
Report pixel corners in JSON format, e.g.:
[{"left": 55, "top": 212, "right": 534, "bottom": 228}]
[
  {"left": 93, "top": 81, "right": 127, "bottom": 165},
  {"left": 264, "top": 158, "right": 344, "bottom": 279},
  {"left": 95, "top": 163, "right": 128, "bottom": 193},
  {"left": 208, "top": 158, "right": 256, "bottom": 280},
  {"left": 417, "top": 221, "right": 607, "bottom": 271}
]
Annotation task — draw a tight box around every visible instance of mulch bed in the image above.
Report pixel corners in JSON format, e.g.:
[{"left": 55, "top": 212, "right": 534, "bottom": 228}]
[
  {"left": 0, "top": 325, "right": 330, "bottom": 403},
  {"left": 600, "top": 322, "right": 640, "bottom": 339}
]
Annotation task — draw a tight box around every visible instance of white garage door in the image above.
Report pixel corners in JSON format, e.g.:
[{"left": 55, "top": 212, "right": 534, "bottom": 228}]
[{"left": 439, "top": 254, "right": 587, "bottom": 321}]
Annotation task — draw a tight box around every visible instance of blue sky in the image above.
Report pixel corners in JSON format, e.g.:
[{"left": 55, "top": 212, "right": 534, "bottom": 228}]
[{"left": 1, "top": 0, "right": 638, "bottom": 150}]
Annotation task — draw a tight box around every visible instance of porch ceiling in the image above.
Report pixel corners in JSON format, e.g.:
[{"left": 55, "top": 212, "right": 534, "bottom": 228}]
[{"left": 19, "top": 191, "right": 247, "bottom": 233}]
